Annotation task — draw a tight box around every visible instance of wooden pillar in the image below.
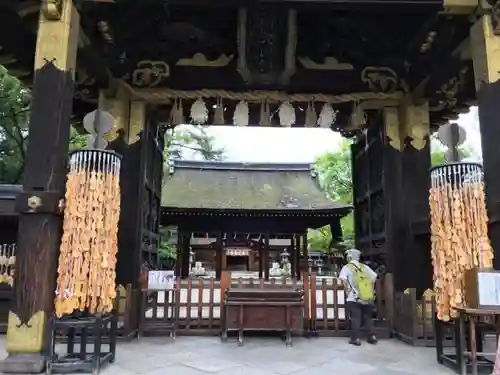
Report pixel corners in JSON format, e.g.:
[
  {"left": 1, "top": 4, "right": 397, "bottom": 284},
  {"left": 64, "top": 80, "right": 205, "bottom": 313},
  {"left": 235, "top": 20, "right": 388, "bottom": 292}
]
[
  {"left": 471, "top": 15, "right": 500, "bottom": 269},
  {"left": 0, "top": 2, "right": 79, "bottom": 373},
  {"left": 295, "top": 234, "right": 300, "bottom": 280},
  {"left": 175, "top": 228, "right": 182, "bottom": 278},
  {"left": 289, "top": 235, "right": 296, "bottom": 279},
  {"left": 113, "top": 101, "right": 146, "bottom": 287},
  {"left": 264, "top": 232, "right": 270, "bottom": 280},
  {"left": 181, "top": 230, "right": 190, "bottom": 278},
  {"left": 215, "top": 231, "right": 223, "bottom": 279},
  {"left": 382, "top": 103, "right": 432, "bottom": 293},
  {"left": 302, "top": 233, "right": 308, "bottom": 271},
  {"left": 258, "top": 237, "right": 263, "bottom": 278},
  {"left": 103, "top": 87, "right": 133, "bottom": 286}
]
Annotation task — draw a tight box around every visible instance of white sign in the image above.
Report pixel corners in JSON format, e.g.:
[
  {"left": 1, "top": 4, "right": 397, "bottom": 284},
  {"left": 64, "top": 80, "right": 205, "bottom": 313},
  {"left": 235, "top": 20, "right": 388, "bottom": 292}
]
[
  {"left": 478, "top": 272, "right": 500, "bottom": 307},
  {"left": 148, "top": 270, "right": 175, "bottom": 290}
]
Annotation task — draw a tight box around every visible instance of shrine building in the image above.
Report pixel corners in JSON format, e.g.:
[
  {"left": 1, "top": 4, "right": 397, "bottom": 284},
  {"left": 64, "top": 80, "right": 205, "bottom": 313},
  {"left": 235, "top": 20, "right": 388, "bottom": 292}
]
[{"left": 0, "top": 0, "right": 498, "bottom": 372}]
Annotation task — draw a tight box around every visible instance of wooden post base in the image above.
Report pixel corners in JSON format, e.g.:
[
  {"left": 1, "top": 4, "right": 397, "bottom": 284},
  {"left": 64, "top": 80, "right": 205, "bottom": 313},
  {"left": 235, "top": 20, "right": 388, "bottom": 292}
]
[{"left": 0, "top": 353, "right": 46, "bottom": 374}]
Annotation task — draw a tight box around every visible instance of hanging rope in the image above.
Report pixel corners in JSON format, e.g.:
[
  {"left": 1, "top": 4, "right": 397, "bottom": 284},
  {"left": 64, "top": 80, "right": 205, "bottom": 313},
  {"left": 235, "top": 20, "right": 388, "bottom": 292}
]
[{"left": 124, "top": 84, "right": 403, "bottom": 104}]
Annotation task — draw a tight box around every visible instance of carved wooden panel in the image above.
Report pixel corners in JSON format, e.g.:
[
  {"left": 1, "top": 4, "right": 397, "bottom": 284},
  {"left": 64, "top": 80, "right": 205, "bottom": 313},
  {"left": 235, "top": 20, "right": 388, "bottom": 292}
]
[
  {"left": 352, "top": 112, "right": 387, "bottom": 256},
  {"left": 139, "top": 109, "right": 164, "bottom": 268}
]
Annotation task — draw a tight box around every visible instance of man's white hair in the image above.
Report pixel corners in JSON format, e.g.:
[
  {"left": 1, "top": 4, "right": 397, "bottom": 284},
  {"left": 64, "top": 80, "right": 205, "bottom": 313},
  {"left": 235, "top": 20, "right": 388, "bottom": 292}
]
[{"left": 346, "top": 248, "right": 361, "bottom": 262}]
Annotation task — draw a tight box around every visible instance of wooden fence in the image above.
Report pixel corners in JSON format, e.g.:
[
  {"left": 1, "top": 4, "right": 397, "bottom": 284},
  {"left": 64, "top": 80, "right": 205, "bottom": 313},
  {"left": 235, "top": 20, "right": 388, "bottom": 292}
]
[
  {"left": 393, "top": 288, "right": 454, "bottom": 347},
  {"left": 138, "top": 272, "right": 393, "bottom": 337}
]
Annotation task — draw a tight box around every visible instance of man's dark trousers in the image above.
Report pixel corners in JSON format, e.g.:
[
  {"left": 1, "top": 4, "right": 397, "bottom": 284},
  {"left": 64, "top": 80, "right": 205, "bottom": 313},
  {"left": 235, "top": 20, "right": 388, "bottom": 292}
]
[{"left": 347, "top": 301, "right": 375, "bottom": 340}]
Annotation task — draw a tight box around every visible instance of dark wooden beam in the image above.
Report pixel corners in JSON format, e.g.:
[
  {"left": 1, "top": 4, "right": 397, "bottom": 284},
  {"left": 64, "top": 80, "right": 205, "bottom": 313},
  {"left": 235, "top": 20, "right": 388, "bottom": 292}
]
[{"left": 408, "top": 15, "right": 470, "bottom": 90}]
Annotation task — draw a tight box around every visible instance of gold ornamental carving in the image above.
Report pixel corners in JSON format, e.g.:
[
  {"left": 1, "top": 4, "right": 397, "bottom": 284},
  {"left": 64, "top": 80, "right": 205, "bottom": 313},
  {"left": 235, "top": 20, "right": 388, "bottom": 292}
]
[
  {"left": 429, "top": 67, "right": 467, "bottom": 112},
  {"left": 6, "top": 311, "right": 46, "bottom": 353},
  {"left": 42, "top": 0, "right": 63, "bottom": 20},
  {"left": 27, "top": 196, "right": 42, "bottom": 212},
  {"left": 361, "top": 66, "right": 399, "bottom": 93},
  {"left": 132, "top": 61, "right": 170, "bottom": 87},
  {"left": 486, "top": 0, "right": 500, "bottom": 35},
  {"left": 383, "top": 107, "right": 404, "bottom": 151},
  {"left": 298, "top": 56, "right": 354, "bottom": 71},
  {"left": 405, "top": 102, "right": 430, "bottom": 150},
  {"left": 176, "top": 53, "right": 234, "bottom": 68},
  {"left": 127, "top": 102, "right": 145, "bottom": 145}
]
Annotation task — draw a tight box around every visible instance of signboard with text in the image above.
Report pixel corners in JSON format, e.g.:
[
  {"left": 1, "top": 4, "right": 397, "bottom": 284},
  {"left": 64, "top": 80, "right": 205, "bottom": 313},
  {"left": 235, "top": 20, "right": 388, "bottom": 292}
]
[{"left": 147, "top": 270, "right": 175, "bottom": 290}]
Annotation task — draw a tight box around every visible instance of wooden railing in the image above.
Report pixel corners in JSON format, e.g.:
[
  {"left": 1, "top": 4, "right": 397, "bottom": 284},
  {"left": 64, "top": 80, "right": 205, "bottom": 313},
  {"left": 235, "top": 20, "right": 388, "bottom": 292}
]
[
  {"left": 393, "top": 288, "right": 454, "bottom": 347},
  {"left": 138, "top": 272, "right": 393, "bottom": 337}
]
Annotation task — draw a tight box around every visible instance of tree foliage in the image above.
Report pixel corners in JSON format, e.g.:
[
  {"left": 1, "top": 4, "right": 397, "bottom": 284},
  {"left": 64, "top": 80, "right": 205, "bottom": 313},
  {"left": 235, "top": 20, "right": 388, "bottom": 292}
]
[
  {"left": 165, "top": 124, "right": 225, "bottom": 161},
  {"left": 0, "top": 65, "right": 224, "bottom": 184},
  {"left": 0, "top": 65, "right": 88, "bottom": 183},
  {"left": 0, "top": 66, "right": 30, "bottom": 183},
  {"left": 313, "top": 140, "right": 355, "bottom": 251}
]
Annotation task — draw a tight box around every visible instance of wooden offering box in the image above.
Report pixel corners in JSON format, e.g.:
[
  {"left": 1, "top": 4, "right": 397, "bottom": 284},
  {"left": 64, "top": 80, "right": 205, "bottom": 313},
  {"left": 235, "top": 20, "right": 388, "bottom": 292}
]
[
  {"left": 222, "top": 288, "right": 303, "bottom": 346},
  {"left": 464, "top": 268, "right": 500, "bottom": 309}
]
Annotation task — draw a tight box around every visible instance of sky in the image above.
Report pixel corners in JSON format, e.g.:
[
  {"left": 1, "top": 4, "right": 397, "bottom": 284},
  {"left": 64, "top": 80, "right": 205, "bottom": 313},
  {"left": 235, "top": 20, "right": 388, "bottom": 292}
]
[{"left": 181, "top": 106, "right": 482, "bottom": 163}]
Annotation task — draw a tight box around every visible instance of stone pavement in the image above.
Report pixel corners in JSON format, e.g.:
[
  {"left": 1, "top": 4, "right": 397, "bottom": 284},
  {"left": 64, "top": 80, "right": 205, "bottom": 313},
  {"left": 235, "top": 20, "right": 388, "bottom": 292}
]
[{"left": 96, "top": 336, "right": 455, "bottom": 375}]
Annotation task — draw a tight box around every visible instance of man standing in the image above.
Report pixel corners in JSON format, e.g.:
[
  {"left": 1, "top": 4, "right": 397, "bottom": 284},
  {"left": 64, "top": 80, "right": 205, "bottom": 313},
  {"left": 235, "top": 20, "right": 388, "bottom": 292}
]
[{"left": 339, "top": 248, "right": 378, "bottom": 346}]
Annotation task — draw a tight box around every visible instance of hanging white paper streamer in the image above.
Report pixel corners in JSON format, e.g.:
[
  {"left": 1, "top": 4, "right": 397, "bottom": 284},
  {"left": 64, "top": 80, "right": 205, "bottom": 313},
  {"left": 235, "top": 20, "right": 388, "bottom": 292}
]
[
  {"left": 279, "top": 101, "right": 295, "bottom": 127},
  {"left": 317, "top": 103, "right": 336, "bottom": 128},
  {"left": 190, "top": 98, "right": 208, "bottom": 124},
  {"left": 233, "top": 100, "right": 249, "bottom": 126},
  {"left": 170, "top": 99, "right": 185, "bottom": 125}
]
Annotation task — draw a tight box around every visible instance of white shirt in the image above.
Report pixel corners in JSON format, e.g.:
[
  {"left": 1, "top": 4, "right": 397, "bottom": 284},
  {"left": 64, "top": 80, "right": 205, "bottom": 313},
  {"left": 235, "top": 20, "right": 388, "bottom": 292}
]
[{"left": 338, "top": 260, "right": 377, "bottom": 303}]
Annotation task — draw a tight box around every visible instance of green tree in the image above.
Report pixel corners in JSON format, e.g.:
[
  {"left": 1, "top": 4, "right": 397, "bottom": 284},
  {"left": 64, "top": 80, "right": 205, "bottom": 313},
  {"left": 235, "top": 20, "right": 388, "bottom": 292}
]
[
  {"left": 430, "top": 135, "right": 474, "bottom": 166},
  {"left": 0, "top": 66, "right": 30, "bottom": 183},
  {"left": 313, "top": 140, "right": 355, "bottom": 251},
  {"left": 165, "top": 124, "right": 225, "bottom": 161},
  {"left": 0, "top": 65, "right": 88, "bottom": 183}
]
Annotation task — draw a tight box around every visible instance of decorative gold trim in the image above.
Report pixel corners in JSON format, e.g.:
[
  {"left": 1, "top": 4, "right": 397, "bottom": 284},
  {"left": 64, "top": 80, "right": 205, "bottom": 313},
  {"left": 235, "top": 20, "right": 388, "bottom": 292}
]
[
  {"left": 442, "top": 0, "right": 478, "bottom": 14},
  {"left": 103, "top": 86, "right": 130, "bottom": 143},
  {"left": 128, "top": 101, "right": 145, "bottom": 145},
  {"left": 35, "top": 0, "right": 79, "bottom": 72},
  {"left": 383, "top": 107, "right": 404, "bottom": 151},
  {"left": 429, "top": 68, "right": 467, "bottom": 111},
  {"left": 298, "top": 57, "right": 354, "bottom": 71},
  {"left": 404, "top": 101, "right": 430, "bottom": 150},
  {"left": 27, "top": 196, "right": 42, "bottom": 211},
  {"left": 6, "top": 311, "right": 46, "bottom": 353},
  {"left": 361, "top": 66, "right": 399, "bottom": 93},
  {"left": 471, "top": 15, "right": 500, "bottom": 90},
  {"left": 176, "top": 53, "right": 234, "bottom": 67},
  {"left": 131, "top": 61, "right": 170, "bottom": 87},
  {"left": 42, "top": 0, "right": 62, "bottom": 21}
]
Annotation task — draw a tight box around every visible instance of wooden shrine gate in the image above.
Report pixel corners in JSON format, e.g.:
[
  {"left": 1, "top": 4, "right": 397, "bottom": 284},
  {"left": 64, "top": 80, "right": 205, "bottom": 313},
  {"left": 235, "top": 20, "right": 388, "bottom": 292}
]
[
  {"left": 113, "top": 106, "right": 165, "bottom": 287},
  {"left": 136, "top": 272, "right": 393, "bottom": 337},
  {"left": 351, "top": 110, "right": 432, "bottom": 294}
]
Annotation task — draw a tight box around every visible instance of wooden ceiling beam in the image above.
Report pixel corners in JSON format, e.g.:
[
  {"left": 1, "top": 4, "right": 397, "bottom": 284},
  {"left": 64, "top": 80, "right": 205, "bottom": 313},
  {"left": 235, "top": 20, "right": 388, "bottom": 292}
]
[{"left": 408, "top": 16, "right": 470, "bottom": 90}]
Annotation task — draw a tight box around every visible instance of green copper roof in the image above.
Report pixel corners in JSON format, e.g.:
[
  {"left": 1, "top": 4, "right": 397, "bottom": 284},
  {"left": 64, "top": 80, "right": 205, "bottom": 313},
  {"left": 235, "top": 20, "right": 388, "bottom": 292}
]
[{"left": 161, "top": 160, "right": 351, "bottom": 212}]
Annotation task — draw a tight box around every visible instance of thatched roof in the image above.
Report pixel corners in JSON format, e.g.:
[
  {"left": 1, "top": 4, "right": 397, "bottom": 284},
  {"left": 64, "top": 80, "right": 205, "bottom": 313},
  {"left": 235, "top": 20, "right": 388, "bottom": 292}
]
[{"left": 162, "top": 160, "right": 351, "bottom": 214}]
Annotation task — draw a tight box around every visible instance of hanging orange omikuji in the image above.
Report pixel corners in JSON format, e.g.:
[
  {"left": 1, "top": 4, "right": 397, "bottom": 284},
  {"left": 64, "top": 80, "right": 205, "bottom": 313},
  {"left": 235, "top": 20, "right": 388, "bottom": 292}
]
[
  {"left": 54, "top": 150, "right": 121, "bottom": 317},
  {"left": 429, "top": 163, "right": 493, "bottom": 321}
]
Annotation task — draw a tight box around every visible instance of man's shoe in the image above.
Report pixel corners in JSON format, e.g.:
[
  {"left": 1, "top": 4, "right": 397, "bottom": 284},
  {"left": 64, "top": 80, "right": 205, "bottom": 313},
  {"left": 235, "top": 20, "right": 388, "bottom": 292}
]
[
  {"left": 349, "top": 338, "right": 361, "bottom": 346},
  {"left": 367, "top": 335, "right": 378, "bottom": 345}
]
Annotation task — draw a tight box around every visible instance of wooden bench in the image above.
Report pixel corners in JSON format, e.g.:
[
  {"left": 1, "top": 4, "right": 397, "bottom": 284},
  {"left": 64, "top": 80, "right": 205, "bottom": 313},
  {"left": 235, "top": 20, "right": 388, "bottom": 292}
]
[{"left": 222, "top": 288, "right": 303, "bottom": 346}]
